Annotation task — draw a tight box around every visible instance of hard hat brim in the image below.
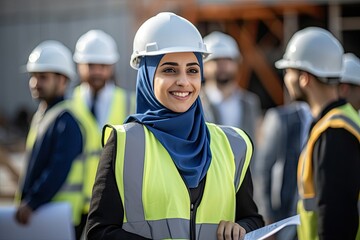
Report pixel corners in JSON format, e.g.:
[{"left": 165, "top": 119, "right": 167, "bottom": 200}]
[
  {"left": 130, "top": 48, "right": 210, "bottom": 70},
  {"left": 73, "top": 54, "right": 119, "bottom": 65},
  {"left": 275, "top": 58, "right": 342, "bottom": 79},
  {"left": 26, "top": 63, "right": 76, "bottom": 81},
  {"left": 274, "top": 59, "right": 289, "bottom": 70}
]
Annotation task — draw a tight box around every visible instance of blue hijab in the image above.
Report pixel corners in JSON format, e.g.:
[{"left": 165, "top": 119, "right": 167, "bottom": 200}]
[{"left": 125, "top": 52, "right": 211, "bottom": 188}]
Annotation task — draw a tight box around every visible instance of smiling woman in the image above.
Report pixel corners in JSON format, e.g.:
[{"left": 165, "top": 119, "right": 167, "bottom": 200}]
[{"left": 86, "top": 12, "right": 264, "bottom": 240}]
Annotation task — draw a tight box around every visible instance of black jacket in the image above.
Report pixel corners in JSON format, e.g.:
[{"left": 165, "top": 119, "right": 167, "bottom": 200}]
[{"left": 309, "top": 99, "right": 360, "bottom": 240}]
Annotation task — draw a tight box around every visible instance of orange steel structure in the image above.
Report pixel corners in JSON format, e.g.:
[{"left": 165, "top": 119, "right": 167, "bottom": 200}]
[{"left": 129, "top": 1, "right": 327, "bottom": 106}]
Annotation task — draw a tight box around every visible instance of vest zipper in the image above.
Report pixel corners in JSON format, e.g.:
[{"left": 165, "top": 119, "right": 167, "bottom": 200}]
[
  {"left": 190, "top": 203, "right": 196, "bottom": 240},
  {"left": 190, "top": 187, "right": 203, "bottom": 240},
  {"left": 186, "top": 184, "right": 197, "bottom": 240},
  {"left": 183, "top": 177, "right": 206, "bottom": 240}
]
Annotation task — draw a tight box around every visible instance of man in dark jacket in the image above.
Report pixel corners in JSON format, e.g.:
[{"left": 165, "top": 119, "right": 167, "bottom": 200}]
[
  {"left": 255, "top": 101, "right": 311, "bottom": 240},
  {"left": 15, "top": 40, "right": 84, "bottom": 239},
  {"left": 275, "top": 27, "right": 360, "bottom": 240}
]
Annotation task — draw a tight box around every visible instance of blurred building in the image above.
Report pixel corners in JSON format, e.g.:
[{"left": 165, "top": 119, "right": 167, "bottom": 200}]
[{"left": 1, "top": 0, "right": 360, "bottom": 120}]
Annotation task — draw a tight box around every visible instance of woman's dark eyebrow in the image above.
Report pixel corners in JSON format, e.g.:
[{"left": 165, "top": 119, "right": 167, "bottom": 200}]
[
  {"left": 160, "top": 62, "right": 178, "bottom": 67},
  {"left": 160, "top": 62, "right": 199, "bottom": 67},
  {"left": 187, "top": 62, "right": 200, "bottom": 67}
]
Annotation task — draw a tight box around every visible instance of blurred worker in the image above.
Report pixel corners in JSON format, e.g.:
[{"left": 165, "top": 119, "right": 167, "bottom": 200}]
[
  {"left": 202, "top": 31, "right": 261, "bottom": 141},
  {"left": 255, "top": 97, "right": 312, "bottom": 240},
  {"left": 15, "top": 40, "right": 84, "bottom": 239},
  {"left": 86, "top": 12, "right": 264, "bottom": 239},
  {"left": 199, "top": 85, "right": 217, "bottom": 123},
  {"left": 339, "top": 53, "right": 360, "bottom": 111},
  {"left": 71, "top": 29, "right": 134, "bottom": 232},
  {"left": 275, "top": 27, "right": 360, "bottom": 240}
]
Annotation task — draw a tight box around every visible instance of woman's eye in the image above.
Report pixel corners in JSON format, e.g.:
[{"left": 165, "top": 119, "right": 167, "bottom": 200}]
[
  {"left": 163, "top": 68, "right": 176, "bottom": 73},
  {"left": 188, "top": 68, "right": 199, "bottom": 74}
]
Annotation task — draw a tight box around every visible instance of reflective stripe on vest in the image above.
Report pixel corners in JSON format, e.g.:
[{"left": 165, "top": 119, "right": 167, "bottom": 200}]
[
  {"left": 219, "top": 125, "right": 250, "bottom": 191},
  {"left": 72, "top": 85, "right": 134, "bottom": 213},
  {"left": 297, "top": 104, "right": 360, "bottom": 240},
  {"left": 20, "top": 101, "right": 85, "bottom": 225},
  {"left": 26, "top": 102, "right": 68, "bottom": 150},
  {"left": 104, "top": 122, "right": 253, "bottom": 239}
]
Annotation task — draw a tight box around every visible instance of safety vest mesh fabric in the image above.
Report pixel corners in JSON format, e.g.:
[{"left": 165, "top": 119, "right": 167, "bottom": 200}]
[
  {"left": 71, "top": 85, "right": 135, "bottom": 213},
  {"left": 297, "top": 103, "right": 360, "bottom": 240},
  {"left": 19, "top": 101, "right": 85, "bottom": 225},
  {"left": 103, "top": 122, "right": 253, "bottom": 240}
]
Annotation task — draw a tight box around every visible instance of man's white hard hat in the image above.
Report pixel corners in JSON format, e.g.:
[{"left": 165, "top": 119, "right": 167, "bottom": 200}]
[
  {"left": 275, "top": 27, "right": 344, "bottom": 83},
  {"left": 340, "top": 53, "right": 360, "bottom": 86},
  {"left": 73, "top": 29, "right": 119, "bottom": 64},
  {"left": 27, "top": 40, "right": 76, "bottom": 81},
  {"left": 203, "top": 31, "right": 241, "bottom": 62}
]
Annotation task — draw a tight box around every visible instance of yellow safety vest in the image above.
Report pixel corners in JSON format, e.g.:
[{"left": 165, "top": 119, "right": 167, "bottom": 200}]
[
  {"left": 72, "top": 85, "right": 135, "bottom": 213},
  {"left": 297, "top": 103, "right": 360, "bottom": 240},
  {"left": 18, "top": 101, "right": 85, "bottom": 225},
  {"left": 103, "top": 122, "right": 253, "bottom": 240}
]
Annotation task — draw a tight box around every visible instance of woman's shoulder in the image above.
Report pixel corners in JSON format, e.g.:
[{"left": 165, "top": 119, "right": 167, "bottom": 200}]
[
  {"left": 105, "top": 122, "right": 143, "bottom": 133},
  {"left": 101, "top": 122, "right": 142, "bottom": 146},
  {"left": 206, "top": 122, "right": 243, "bottom": 132},
  {"left": 206, "top": 122, "right": 251, "bottom": 141}
]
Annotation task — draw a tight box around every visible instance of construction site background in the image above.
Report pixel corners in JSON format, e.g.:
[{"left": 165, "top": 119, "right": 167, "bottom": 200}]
[{"left": 1, "top": 0, "right": 360, "bottom": 203}]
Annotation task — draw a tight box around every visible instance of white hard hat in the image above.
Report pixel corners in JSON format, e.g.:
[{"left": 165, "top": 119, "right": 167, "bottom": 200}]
[
  {"left": 73, "top": 29, "right": 119, "bottom": 64},
  {"left": 340, "top": 53, "right": 360, "bottom": 86},
  {"left": 130, "top": 12, "right": 209, "bottom": 69},
  {"left": 203, "top": 31, "right": 241, "bottom": 62},
  {"left": 26, "top": 40, "right": 76, "bottom": 81},
  {"left": 275, "top": 27, "right": 344, "bottom": 82}
]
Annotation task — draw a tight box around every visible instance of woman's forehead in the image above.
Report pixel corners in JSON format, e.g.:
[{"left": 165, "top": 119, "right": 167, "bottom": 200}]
[{"left": 160, "top": 52, "right": 198, "bottom": 64}]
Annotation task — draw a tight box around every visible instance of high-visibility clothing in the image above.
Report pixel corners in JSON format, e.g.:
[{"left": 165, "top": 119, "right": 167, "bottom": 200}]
[
  {"left": 103, "top": 122, "right": 253, "bottom": 239},
  {"left": 297, "top": 103, "right": 360, "bottom": 240},
  {"left": 21, "top": 101, "right": 85, "bottom": 225},
  {"left": 72, "top": 85, "right": 134, "bottom": 213}
]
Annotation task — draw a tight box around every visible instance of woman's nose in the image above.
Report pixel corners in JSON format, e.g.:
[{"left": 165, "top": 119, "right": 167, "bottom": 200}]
[{"left": 176, "top": 72, "right": 190, "bottom": 86}]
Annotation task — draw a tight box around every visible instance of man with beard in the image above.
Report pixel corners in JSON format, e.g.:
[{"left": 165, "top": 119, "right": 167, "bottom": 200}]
[
  {"left": 202, "top": 31, "right": 261, "bottom": 141},
  {"left": 275, "top": 27, "right": 360, "bottom": 240},
  {"left": 71, "top": 29, "right": 134, "bottom": 234},
  {"left": 15, "top": 40, "right": 84, "bottom": 239}
]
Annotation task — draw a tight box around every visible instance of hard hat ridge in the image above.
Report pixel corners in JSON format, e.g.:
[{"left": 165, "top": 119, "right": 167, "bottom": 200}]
[{"left": 340, "top": 53, "right": 360, "bottom": 86}]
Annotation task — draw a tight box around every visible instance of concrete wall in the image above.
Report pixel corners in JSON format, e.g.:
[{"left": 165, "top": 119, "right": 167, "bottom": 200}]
[{"left": 0, "top": 0, "right": 137, "bottom": 119}]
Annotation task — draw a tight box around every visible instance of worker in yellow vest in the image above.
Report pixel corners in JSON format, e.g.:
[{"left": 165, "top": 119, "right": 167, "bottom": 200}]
[
  {"left": 15, "top": 40, "right": 85, "bottom": 239},
  {"left": 71, "top": 29, "right": 134, "bottom": 232},
  {"left": 202, "top": 31, "right": 261, "bottom": 142},
  {"left": 86, "top": 12, "right": 264, "bottom": 240},
  {"left": 339, "top": 53, "right": 360, "bottom": 111},
  {"left": 275, "top": 27, "right": 360, "bottom": 240}
]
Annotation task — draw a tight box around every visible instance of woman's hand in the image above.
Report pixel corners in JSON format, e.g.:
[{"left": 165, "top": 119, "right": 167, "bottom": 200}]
[{"left": 217, "top": 220, "right": 246, "bottom": 240}]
